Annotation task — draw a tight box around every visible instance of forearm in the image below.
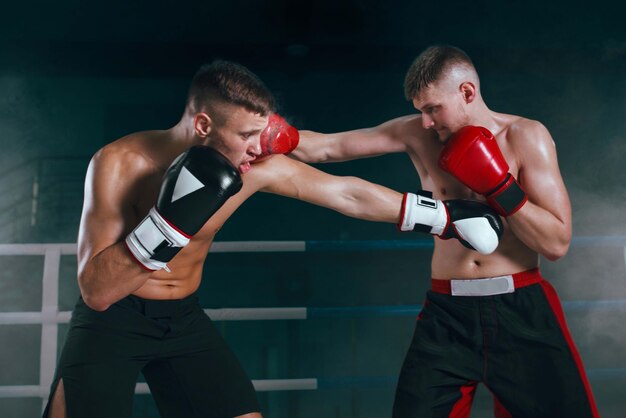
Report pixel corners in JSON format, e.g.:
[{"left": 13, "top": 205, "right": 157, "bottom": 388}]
[
  {"left": 293, "top": 121, "right": 408, "bottom": 163},
  {"left": 78, "top": 242, "right": 151, "bottom": 311},
  {"left": 291, "top": 130, "right": 334, "bottom": 163},
  {"left": 506, "top": 202, "right": 571, "bottom": 261},
  {"left": 334, "top": 177, "right": 403, "bottom": 222}
]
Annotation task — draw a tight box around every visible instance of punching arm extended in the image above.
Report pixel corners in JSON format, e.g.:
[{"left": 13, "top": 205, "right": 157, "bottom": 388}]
[{"left": 292, "top": 116, "right": 411, "bottom": 163}]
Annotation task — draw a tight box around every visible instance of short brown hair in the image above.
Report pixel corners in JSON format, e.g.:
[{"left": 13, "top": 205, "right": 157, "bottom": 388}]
[
  {"left": 187, "top": 60, "right": 276, "bottom": 116},
  {"left": 404, "top": 45, "right": 474, "bottom": 100}
]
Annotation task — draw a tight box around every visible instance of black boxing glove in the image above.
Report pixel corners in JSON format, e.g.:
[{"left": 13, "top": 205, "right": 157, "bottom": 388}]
[
  {"left": 125, "top": 146, "right": 242, "bottom": 271},
  {"left": 398, "top": 191, "right": 504, "bottom": 255}
]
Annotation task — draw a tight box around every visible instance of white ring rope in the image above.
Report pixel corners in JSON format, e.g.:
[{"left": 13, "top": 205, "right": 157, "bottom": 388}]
[{"left": 0, "top": 238, "right": 624, "bottom": 407}]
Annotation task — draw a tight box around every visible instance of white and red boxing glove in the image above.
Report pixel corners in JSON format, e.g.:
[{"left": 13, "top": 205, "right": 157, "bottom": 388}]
[
  {"left": 438, "top": 126, "right": 528, "bottom": 216},
  {"left": 255, "top": 113, "right": 299, "bottom": 162},
  {"left": 398, "top": 191, "right": 503, "bottom": 255}
]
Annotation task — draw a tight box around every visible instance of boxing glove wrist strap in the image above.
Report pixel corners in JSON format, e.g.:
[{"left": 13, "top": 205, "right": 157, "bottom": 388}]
[
  {"left": 486, "top": 173, "right": 528, "bottom": 216},
  {"left": 398, "top": 191, "right": 448, "bottom": 235},
  {"left": 125, "top": 207, "right": 191, "bottom": 271}
]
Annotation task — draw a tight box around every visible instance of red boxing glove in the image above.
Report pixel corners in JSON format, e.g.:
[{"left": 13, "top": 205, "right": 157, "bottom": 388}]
[
  {"left": 438, "top": 126, "right": 528, "bottom": 216},
  {"left": 255, "top": 114, "right": 299, "bottom": 162}
]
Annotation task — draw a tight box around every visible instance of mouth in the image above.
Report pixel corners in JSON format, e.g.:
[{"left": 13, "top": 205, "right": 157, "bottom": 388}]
[
  {"left": 239, "top": 161, "right": 252, "bottom": 174},
  {"left": 250, "top": 154, "right": 271, "bottom": 165},
  {"left": 435, "top": 128, "right": 450, "bottom": 141}
]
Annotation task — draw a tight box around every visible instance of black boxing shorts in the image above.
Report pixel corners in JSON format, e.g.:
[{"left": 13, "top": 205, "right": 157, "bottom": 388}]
[{"left": 43, "top": 293, "right": 260, "bottom": 418}]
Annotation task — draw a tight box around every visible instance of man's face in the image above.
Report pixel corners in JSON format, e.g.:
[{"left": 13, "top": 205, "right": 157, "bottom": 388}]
[
  {"left": 207, "top": 107, "right": 268, "bottom": 174},
  {"left": 412, "top": 80, "right": 471, "bottom": 143}
]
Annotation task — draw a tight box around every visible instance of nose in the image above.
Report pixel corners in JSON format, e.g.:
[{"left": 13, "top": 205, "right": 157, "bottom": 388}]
[
  {"left": 422, "top": 114, "right": 435, "bottom": 130},
  {"left": 249, "top": 137, "right": 262, "bottom": 157}
]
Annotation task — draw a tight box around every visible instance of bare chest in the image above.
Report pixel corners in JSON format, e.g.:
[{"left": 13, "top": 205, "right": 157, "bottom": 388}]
[{"left": 406, "top": 134, "right": 519, "bottom": 200}]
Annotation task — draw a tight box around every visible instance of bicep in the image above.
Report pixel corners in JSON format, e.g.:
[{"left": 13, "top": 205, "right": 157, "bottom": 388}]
[
  {"left": 77, "top": 156, "right": 137, "bottom": 271},
  {"left": 517, "top": 126, "right": 571, "bottom": 223}
]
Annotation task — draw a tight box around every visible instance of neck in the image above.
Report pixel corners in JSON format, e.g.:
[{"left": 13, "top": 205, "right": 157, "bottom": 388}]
[
  {"left": 169, "top": 114, "right": 205, "bottom": 150},
  {"left": 468, "top": 100, "right": 497, "bottom": 133}
]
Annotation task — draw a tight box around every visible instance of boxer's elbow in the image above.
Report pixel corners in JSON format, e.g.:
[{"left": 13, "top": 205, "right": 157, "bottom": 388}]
[
  {"left": 80, "top": 291, "right": 111, "bottom": 312},
  {"left": 541, "top": 229, "right": 571, "bottom": 261},
  {"left": 78, "top": 273, "right": 112, "bottom": 312},
  {"left": 542, "top": 243, "right": 569, "bottom": 261},
  {"left": 82, "top": 293, "right": 111, "bottom": 312}
]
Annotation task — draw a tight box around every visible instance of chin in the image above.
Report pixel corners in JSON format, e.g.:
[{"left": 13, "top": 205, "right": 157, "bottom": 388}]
[{"left": 437, "top": 130, "right": 451, "bottom": 142}]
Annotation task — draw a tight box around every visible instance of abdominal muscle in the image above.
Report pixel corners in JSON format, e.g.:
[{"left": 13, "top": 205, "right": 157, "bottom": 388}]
[
  {"left": 413, "top": 154, "right": 538, "bottom": 280},
  {"left": 430, "top": 231, "right": 539, "bottom": 280},
  {"left": 131, "top": 240, "right": 213, "bottom": 300}
]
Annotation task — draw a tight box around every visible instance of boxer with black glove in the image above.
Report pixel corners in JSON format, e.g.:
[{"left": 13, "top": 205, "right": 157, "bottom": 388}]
[
  {"left": 46, "top": 60, "right": 282, "bottom": 418},
  {"left": 125, "top": 146, "right": 242, "bottom": 271}
]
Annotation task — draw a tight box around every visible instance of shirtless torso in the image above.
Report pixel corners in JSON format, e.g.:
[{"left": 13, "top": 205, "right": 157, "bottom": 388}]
[
  {"left": 397, "top": 113, "right": 542, "bottom": 278},
  {"left": 288, "top": 46, "right": 595, "bottom": 418},
  {"left": 77, "top": 128, "right": 404, "bottom": 305},
  {"left": 295, "top": 111, "right": 571, "bottom": 280}
]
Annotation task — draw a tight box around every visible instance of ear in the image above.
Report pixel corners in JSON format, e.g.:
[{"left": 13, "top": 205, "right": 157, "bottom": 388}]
[
  {"left": 193, "top": 113, "right": 212, "bottom": 137},
  {"left": 459, "top": 82, "right": 477, "bottom": 104}
]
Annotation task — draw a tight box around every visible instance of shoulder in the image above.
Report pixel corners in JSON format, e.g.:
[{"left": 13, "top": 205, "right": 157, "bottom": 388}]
[
  {"left": 506, "top": 117, "right": 553, "bottom": 145},
  {"left": 504, "top": 117, "right": 557, "bottom": 165},
  {"left": 89, "top": 134, "right": 157, "bottom": 178},
  {"left": 84, "top": 136, "right": 162, "bottom": 202},
  {"left": 504, "top": 117, "right": 555, "bottom": 153},
  {"left": 378, "top": 114, "right": 426, "bottom": 137}
]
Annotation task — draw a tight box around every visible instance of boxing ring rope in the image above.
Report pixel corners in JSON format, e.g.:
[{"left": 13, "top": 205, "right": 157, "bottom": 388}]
[{"left": 0, "top": 237, "right": 625, "bottom": 406}]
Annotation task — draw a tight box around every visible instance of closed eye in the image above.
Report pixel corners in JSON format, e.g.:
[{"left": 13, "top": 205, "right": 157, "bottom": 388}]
[{"left": 240, "top": 129, "right": 261, "bottom": 140}]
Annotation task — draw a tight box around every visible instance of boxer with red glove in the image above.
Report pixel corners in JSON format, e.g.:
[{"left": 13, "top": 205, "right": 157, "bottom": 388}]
[
  {"left": 255, "top": 113, "right": 299, "bottom": 161},
  {"left": 125, "top": 146, "right": 242, "bottom": 271},
  {"left": 439, "top": 126, "right": 528, "bottom": 216},
  {"left": 398, "top": 190, "right": 503, "bottom": 255}
]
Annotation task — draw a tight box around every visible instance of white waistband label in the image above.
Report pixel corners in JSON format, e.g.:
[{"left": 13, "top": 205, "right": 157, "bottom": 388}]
[{"left": 450, "top": 275, "right": 515, "bottom": 296}]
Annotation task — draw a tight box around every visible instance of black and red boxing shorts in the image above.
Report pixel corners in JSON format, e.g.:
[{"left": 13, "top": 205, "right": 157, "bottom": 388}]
[{"left": 392, "top": 268, "right": 599, "bottom": 418}]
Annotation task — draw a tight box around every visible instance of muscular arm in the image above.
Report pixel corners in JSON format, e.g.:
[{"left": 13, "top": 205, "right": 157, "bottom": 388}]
[
  {"left": 76, "top": 149, "right": 153, "bottom": 311},
  {"left": 291, "top": 116, "right": 412, "bottom": 163},
  {"left": 507, "top": 122, "right": 572, "bottom": 260},
  {"left": 251, "top": 155, "right": 402, "bottom": 222}
]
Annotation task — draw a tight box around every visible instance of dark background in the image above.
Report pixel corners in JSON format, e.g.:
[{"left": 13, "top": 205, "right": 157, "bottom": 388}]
[{"left": 0, "top": 1, "right": 625, "bottom": 417}]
